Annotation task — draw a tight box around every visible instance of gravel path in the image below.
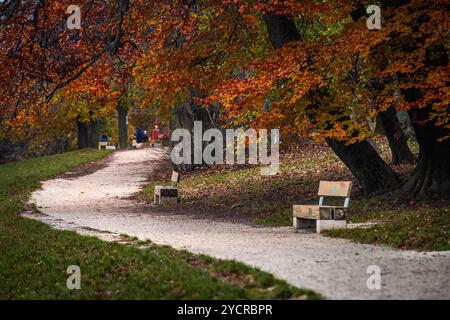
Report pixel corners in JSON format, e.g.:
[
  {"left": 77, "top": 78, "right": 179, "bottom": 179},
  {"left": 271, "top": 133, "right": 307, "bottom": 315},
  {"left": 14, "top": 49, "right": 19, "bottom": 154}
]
[{"left": 28, "top": 148, "right": 450, "bottom": 299}]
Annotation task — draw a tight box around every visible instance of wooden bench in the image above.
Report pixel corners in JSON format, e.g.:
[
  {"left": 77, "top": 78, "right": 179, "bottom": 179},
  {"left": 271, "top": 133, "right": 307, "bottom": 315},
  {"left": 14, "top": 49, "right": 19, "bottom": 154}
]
[
  {"left": 98, "top": 141, "right": 108, "bottom": 150},
  {"left": 99, "top": 143, "right": 116, "bottom": 150},
  {"left": 293, "top": 181, "right": 352, "bottom": 233},
  {"left": 154, "top": 171, "right": 180, "bottom": 205}
]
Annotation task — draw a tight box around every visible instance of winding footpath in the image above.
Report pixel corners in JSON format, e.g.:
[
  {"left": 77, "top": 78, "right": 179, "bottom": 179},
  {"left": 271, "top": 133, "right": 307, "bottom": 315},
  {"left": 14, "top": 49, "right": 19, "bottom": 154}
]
[{"left": 27, "top": 148, "right": 450, "bottom": 299}]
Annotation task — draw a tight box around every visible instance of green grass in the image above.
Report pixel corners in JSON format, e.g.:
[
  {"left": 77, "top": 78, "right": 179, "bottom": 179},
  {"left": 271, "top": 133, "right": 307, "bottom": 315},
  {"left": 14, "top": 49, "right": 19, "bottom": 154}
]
[
  {"left": 0, "top": 149, "right": 319, "bottom": 299},
  {"left": 326, "top": 204, "right": 450, "bottom": 251}
]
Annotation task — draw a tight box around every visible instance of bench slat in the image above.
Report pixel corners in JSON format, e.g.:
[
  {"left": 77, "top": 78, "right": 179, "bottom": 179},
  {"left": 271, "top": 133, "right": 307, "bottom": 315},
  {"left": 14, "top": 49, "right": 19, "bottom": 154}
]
[
  {"left": 318, "top": 181, "right": 352, "bottom": 197},
  {"left": 293, "top": 205, "right": 347, "bottom": 220},
  {"left": 293, "top": 205, "right": 333, "bottom": 220}
]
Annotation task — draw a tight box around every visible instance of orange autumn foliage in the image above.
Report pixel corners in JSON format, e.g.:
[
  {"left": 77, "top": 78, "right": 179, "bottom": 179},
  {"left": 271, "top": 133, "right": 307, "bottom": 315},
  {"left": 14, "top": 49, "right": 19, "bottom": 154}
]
[{"left": 1, "top": 0, "right": 448, "bottom": 143}]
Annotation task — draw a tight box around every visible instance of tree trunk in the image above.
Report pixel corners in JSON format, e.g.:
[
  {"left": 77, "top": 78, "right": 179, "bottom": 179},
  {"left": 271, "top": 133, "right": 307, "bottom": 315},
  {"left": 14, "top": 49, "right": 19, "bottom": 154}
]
[
  {"left": 263, "top": 12, "right": 400, "bottom": 194},
  {"left": 378, "top": 108, "right": 415, "bottom": 164},
  {"left": 77, "top": 117, "right": 101, "bottom": 149},
  {"left": 401, "top": 89, "right": 450, "bottom": 199},
  {"left": 77, "top": 119, "right": 89, "bottom": 149},
  {"left": 117, "top": 102, "right": 128, "bottom": 149},
  {"left": 398, "top": 39, "right": 449, "bottom": 198},
  {"left": 326, "top": 139, "right": 400, "bottom": 194},
  {"left": 87, "top": 119, "right": 101, "bottom": 148},
  {"left": 401, "top": 127, "right": 450, "bottom": 198},
  {"left": 171, "top": 88, "right": 220, "bottom": 172}
]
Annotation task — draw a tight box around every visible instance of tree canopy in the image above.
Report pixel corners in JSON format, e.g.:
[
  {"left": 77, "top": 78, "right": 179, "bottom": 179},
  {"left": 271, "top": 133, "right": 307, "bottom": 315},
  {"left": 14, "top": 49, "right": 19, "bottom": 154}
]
[{"left": 1, "top": 0, "right": 449, "bottom": 196}]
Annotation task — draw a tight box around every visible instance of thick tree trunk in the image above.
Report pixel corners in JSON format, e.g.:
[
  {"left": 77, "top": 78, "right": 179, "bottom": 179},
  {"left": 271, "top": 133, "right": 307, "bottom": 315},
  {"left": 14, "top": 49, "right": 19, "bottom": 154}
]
[
  {"left": 117, "top": 102, "right": 128, "bottom": 149},
  {"left": 399, "top": 39, "right": 449, "bottom": 198},
  {"left": 263, "top": 12, "right": 400, "bottom": 194},
  {"left": 88, "top": 119, "right": 101, "bottom": 148},
  {"left": 378, "top": 108, "right": 415, "bottom": 164},
  {"left": 400, "top": 94, "right": 450, "bottom": 198},
  {"left": 77, "top": 117, "right": 101, "bottom": 149},
  {"left": 401, "top": 130, "right": 450, "bottom": 198},
  {"left": 326, "top": 139, "right": 400, "bottom": 194},
  {"left": 77, "top": 119, "right": 89, "bottom": 149},
  {"left": 171, "top": 88, "right": 220, "bottom": 172}
]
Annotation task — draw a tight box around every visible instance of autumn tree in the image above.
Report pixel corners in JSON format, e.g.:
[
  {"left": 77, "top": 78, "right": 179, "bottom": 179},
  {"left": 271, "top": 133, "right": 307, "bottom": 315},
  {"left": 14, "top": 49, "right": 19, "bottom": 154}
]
[
  {"left": 201, "top": 0, "right": 448, "bottom": 197},
  {"left": 261, "top": 9, "right": 401, "bottom": 194},
  {"left": 1, "top": 0, "right": 448, "bottom": 198},
  {"left": 0, "top": 0, "right": 136, "bottom": 148},
  {"left": 381, "top": 1, "right": 450, "bottom": 197}
]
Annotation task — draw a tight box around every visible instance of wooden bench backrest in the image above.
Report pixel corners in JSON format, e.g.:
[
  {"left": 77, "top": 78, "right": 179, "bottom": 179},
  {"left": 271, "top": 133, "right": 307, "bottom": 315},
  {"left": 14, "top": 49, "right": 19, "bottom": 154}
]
[
  {"left": 318, "top": 181, "right": 352, "bottom": 197},
  {"left": 171, "top": 171, "right": 181, "bottom": 185}
]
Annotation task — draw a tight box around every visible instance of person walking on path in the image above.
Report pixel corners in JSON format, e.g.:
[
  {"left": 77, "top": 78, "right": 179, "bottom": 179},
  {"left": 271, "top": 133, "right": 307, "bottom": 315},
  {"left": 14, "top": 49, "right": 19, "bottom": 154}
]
[{"left": 150, "top": 125, "right": 161, "bottom": 146}]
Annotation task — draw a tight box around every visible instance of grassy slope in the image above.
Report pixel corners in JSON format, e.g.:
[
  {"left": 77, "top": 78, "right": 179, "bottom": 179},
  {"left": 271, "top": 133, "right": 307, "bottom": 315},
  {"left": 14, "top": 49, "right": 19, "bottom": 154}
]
[
  {"left": 143, "top": 140, "right": 449, "bottom": 252},
  {"left": 0, "top": 149, "right": 319, "bottom": 299}
]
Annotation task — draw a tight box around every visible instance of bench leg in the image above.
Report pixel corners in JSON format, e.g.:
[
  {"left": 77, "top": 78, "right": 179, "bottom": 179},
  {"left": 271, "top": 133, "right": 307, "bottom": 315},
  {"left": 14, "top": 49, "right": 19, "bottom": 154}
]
[
  {"left": 316, "top": 220, "right": 347, "bottom": 234},
  {"left": 293, "top": 217, "right": 316, "bottom": 231},
  {"left": 293, "top": 217, "right": 298, "bottom": 229},
  {"left": 154, "top": 193, "right": 160, "bottom": 205}
]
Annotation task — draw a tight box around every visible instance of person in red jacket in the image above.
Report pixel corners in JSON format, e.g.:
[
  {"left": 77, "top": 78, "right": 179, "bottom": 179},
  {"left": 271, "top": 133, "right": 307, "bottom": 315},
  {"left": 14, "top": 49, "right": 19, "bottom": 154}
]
[{"left": 151, "top": 125, "right": 160, "bottom": 146}]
